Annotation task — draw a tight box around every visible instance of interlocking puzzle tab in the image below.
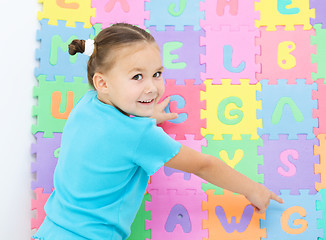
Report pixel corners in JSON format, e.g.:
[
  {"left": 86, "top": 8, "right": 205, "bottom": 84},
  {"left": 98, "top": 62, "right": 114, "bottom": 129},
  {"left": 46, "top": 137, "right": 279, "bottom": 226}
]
[
  {"left": 261, "top": 190, "right": 323, "bottom": 239},
  {"left": 314, "top": 134, "right": 326, "bottom": 191},
  {"left": 200, "top": 26, "right": 260, "bottom": 84},
  {"left": 35, "top": 19, "right": 96, "bottom": 82},
  {"left": 256, "top": 26, "right": 316, "bottom": 84},
  {"left": 311, "top": 24, "right": 326, "bottom": 83},
  {"left": 202, "top": 135, "right": 263, "bottom": 194},
  {"left": 38, "top": 0, "right": 95, "bottom": 28},
  {"left": 127, "top": 194, "right": 151, "bottom": 240},
  {"left": 257, "top": 79, "right": 318, "bottom": 139},
  {"left": 31, "top": 132, "right": 61, "bottom": 193},
  {"left": 31, "top": 188, "right": 51, "bottom": 232},
  {"left": 91, "top": 0, "right": 149, "bottom": 29},
  {"left": 146, "top": 189, "right": 208, "bottom": 240},
  {"left": 149, "top": 26, "right": 205, "bottom": 85},
  {"left": 259, "top": 134, "right": 320, "bottom": 195},
  {"left": 32, "top": 75, "right": 89, "bottom": 138},
  {"left": 159, "top": 80, "right": 206, "bottom": 140},
  {"left": 310, "top": 0, "right": 326, "bottom": 28},
  {"left": 145, "top": 0, "right": 204, "bottom": 31},
  {"left": 255, "top": 0, "right": 315, "bottom": 30},
  {"left": 200, "top": 0, "right": 258, "bottom": 31},
  {"left": 203, "top": 190, "right": 266, "bottom": 240},
  {"left": 201, "top": 79, "right": 262, "bottom": 140},
  {"left": 313, "top": 79, "right": 326, "bottom": 135}
]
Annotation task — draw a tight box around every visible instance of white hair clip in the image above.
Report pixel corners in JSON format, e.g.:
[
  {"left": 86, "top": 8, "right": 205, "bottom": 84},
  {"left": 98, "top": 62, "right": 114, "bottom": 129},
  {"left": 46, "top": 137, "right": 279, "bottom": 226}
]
[{"left": 84, "top": 39, "right": 95, "bottom": 56}]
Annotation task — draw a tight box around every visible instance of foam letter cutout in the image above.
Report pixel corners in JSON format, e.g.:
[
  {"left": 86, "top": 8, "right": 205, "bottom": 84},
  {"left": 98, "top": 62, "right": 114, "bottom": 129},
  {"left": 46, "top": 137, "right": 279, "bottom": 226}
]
[
  {"left": 50, "top": 35, "right": 78, "bottom": 65},
  {"left": 165, "top": 204, "right": 192, "bottom": 233},
  {"left": 278, "top": 41, "right": 296, "bottom": 70},
  {"left": 278, "top": 149, "right": 298, "bottom": 177},
  {"left": 56, "top": 0, "right": 79, "bottom": 9},
  {"left": 163, "top": 42, "right": 187, "bottom": 69},
  {"left": 168, "top": 0, "right": 187, "bottom": 16},
  {"left": 281, "top": 206, "right": 307, "bottom": 234},
  {"left": 272, "top": 97, "right": 304, "bottom": 124},
  {"left": 164, "top": 166, "right": 191, "bottom": 180},
  {"left": 164, "top": 95, "right": 188, "bottom": 123},
  {"left": 215, "top": 205, "right": 254, "bottom": 233},
  {"left": 217, "top": 97, "right": 244, "bottom": 125},
  {"left": 219, "top": 149, "right": 244, "bottom": 168},
  {"left": 105, "top": 0, "right": 129, "bottom": 13},
  {"left": 216, "top": 0, "right": 238, "bottom": 16},
  {"left": 51, "top": 91, "right": 74, "bottom": 119},
  {"left": 223, "top": 45, "right": 246, "bottom": 73},
  {"left": 277, "top": 0, "right": 300, "bottom": 15}
]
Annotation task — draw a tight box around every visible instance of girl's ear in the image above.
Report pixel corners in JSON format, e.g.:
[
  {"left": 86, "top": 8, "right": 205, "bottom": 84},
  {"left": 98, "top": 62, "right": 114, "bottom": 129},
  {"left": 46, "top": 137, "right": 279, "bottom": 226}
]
[{"left": 93, "top": 73, "right": 108, "bottom": 92}]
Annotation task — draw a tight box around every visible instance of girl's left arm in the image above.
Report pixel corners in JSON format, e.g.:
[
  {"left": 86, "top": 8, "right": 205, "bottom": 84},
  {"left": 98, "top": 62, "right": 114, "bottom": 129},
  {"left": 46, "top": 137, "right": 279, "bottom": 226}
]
[{"left": 165, "top": 144, "right": 284, "bottom": 214}]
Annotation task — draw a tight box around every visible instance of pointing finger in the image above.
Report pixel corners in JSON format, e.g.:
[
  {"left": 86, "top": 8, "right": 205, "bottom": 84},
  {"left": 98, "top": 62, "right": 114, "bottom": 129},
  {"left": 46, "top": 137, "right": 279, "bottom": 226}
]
[
  {"left": 160, "top": 96, "right": 171, "bottom": 109},
  {"left": 271, "top": 192, "right": 284, "bottom": 204}
]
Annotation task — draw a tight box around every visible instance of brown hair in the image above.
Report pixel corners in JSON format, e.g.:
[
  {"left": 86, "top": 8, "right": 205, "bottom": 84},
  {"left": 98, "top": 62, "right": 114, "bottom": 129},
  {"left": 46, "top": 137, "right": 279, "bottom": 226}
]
[{"left": 68, "top": 23, "right": 156, "bottom": 88}]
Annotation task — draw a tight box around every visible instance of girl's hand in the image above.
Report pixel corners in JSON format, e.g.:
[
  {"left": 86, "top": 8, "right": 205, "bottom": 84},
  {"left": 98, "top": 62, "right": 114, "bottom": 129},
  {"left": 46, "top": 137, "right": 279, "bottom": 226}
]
[
  {"left": 152, "top": 97, "right": 178, "bottom": 125},
  {"left": 245, "top": 184, "right": 284, "bottom": 214}
]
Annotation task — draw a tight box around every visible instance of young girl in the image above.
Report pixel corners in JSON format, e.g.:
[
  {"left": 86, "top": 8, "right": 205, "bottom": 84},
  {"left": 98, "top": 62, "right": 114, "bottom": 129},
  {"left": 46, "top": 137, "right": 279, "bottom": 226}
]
[{"left": 33, "top": 23, "right": 283, "bottom": 240}]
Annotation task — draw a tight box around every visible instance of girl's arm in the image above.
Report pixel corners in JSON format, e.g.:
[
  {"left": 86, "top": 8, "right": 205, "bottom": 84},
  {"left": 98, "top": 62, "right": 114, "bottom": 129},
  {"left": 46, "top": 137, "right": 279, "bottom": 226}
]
[{"left": 165, "top": 144, "right": 283, "bottom": 213}]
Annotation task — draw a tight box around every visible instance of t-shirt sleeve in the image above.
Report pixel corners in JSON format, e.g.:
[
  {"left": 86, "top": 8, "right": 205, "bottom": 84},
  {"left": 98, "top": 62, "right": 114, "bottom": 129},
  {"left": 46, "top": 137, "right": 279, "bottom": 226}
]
[{"left": 133, "top": 121, "right": 181, "bottom": 176}]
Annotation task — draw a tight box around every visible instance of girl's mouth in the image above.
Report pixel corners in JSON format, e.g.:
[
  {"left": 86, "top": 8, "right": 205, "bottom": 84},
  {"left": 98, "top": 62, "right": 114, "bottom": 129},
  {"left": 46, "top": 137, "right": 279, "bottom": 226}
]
[{"left": 138, "top": 99, "right": 154, "bottom": 104}]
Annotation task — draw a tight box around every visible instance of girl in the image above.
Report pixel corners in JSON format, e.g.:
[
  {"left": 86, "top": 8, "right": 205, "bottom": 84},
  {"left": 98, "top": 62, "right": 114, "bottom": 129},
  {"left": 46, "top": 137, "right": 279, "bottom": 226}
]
[{"left": 33, "top": 23, "right": 283, "bottom": 240}]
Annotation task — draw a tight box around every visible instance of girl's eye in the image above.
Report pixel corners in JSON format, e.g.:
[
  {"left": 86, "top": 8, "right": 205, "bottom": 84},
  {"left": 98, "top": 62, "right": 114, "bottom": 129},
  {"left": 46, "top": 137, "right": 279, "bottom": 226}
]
[
  {"left": 132, "top": 74, "right": 143, "bottom": 80},
  {"left": 153, "top": 71, "right": 162, "bottom": 78}
]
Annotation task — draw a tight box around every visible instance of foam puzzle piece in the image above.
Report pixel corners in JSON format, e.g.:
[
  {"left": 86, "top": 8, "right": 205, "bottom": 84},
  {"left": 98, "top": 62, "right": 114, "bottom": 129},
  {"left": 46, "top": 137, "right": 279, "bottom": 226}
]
[
  {"left": 162, "top": 134, "right": 207, "bottom": 181},
  {"left": 145, "top": 189, "right": 208, "bottom": 240},
  {"left": 31, "top": 132, "right": 61, "bottom": 193},
  {"left": 310, "top": 0, "right": 326, "bottom": 28},
  {"left": 35, "top": 19, "right": 99, "bottom": 82},
  {"left": 313, "top": 79, "right": 326, "bottom": 135},
  {"left": 32, "top": 75, "right": 89, "bottom": 138},
  {"left": 311, "top": 24, "right": 326, "bottom": 83},
  {"left": 159, "top": 80, "right": 206, "bottom": 140},
  {"left": 31, "top": 188, "right": 51, "bottom": 231},
  {"left": 37, "top": 0, "right": 95, "bottom": 28},
  {"left": 203, "top": 189, "right": 265, "bottom": 240},
  {"left": 200, "top": 0, "right": 259, "bottom": 31},
  {"left": 149, "top": 26, "right": 205, "bottom": 85},
  {"left": 127, "top": 194, "right": 151, "bottom": 240},
  {"left": 202, "top": 134, "right": 263, "bottom": 194},
  {"left": 200, "top": 26, "right": 260, "bottom": 84},
  {"left": 91, "top": 0, "right": 149, "bottom": 29},
  {"left": 316, "top": 189, "right": 326, "bottom": 237},
  {"left": 257, "top": 79, "right": 318, "bottom": 139},
  {"left": 148, "top": 166, "right": 205, "bottom": 196},
  {"left": 145, "top": 0, "right": 204, "bottom": 31},
  {"left": 256, "top": 26, "right": 316, "bottom": 84},
  {"left": 314, "top": 134, "right": 326, "bottom": 191},
  {"left": 261, "top": 189, "right": 323, "bottom": 240},
  {"left": 258, "top": 134, "right": 320, "bottom": 195},
  {"left": 255, "top": 0, "right": 315, "bottom": 31},
  {"left": 201, "top": 79, "right": 262, "bottom": 140}
]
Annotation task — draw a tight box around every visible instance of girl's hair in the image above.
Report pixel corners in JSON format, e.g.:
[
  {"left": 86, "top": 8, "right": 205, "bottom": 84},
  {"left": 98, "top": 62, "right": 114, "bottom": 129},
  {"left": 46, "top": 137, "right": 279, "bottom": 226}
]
[{"left": 68, "top": 23, "right": 155, "bottom": 88}]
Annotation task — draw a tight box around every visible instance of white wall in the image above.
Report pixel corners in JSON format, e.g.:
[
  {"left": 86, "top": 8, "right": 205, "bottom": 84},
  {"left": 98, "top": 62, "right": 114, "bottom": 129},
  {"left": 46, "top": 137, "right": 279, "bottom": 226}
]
[{"left": 0, "top": 1, "right": 40, "bottom": 239}]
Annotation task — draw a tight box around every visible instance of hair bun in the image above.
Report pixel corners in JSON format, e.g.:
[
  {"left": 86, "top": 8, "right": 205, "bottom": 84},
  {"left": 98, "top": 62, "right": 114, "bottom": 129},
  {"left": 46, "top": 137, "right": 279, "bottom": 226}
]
[{"left": 68, "top": 39, "right": 85, "bottom": 55}]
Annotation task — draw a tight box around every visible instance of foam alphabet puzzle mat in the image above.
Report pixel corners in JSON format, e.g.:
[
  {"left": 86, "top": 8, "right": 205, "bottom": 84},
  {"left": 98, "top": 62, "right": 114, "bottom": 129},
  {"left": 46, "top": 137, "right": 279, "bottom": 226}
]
[{"left": 32, "top": 0, "right": 326, "bottom": 239}]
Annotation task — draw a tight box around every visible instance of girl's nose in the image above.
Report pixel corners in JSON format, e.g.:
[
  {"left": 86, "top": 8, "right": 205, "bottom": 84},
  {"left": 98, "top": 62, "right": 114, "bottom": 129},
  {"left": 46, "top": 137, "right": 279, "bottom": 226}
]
[{"left": 145, "top": 79, "right": 157, "bottom": 94}]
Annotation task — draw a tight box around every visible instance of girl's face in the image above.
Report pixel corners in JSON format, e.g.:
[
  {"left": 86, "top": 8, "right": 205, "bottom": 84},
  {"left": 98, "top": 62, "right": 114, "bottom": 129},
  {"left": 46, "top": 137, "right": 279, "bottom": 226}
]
[{"left": 95, "top": 42, "right": 165, "bottom": 118}]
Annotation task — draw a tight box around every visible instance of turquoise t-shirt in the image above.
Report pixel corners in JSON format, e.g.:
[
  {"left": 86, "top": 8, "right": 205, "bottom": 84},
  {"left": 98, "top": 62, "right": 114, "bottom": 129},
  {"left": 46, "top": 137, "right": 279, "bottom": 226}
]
[{"left": 33, "top": 90, "right": 181, "bottom": 240}]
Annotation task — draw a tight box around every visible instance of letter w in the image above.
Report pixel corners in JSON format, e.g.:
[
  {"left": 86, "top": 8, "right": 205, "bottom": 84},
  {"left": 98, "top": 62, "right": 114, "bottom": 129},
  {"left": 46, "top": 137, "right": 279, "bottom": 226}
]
[{"left": 215, "top": 205, "right": 254, "bottom": 233}]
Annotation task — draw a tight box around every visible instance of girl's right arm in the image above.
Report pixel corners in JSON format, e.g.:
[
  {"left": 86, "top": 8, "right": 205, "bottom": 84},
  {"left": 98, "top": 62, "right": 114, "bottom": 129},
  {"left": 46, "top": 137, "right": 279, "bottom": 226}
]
[{"left": 164, "top": 144, "right": 283, "bottom": 214}]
